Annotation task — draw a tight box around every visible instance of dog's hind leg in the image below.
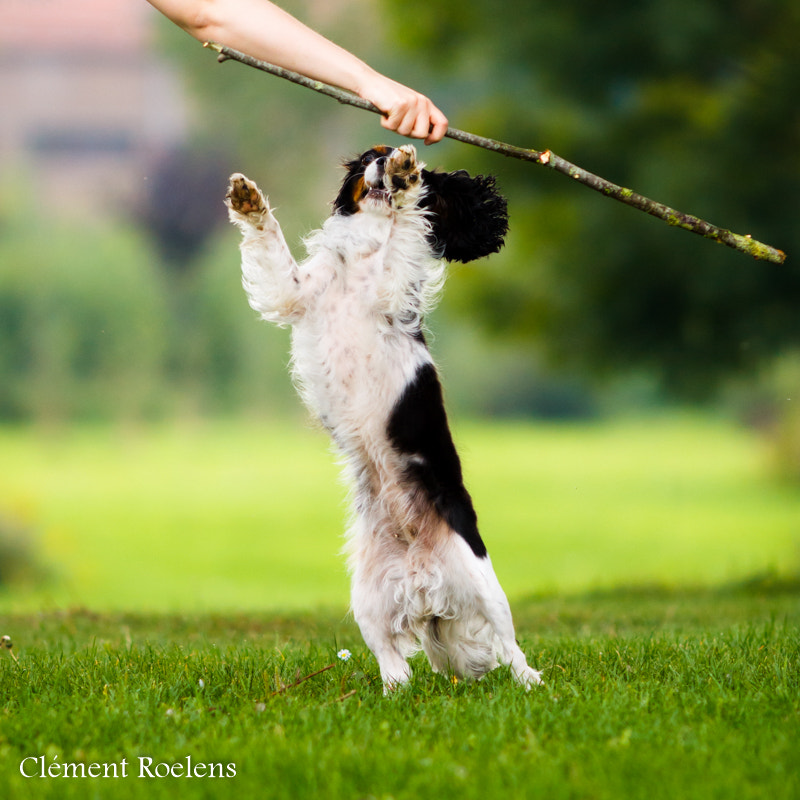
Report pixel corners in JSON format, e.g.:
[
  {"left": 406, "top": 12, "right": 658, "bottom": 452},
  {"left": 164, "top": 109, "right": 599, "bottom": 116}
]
[
  {"left": 359, "top": 623, "right": 413, "bottom": 693},
  {"left": 348, "top": 525, "right": 415, "bottom": 692},
  {"left": 473, "top": 554, "right": 543, "bottom": 688},
  {"left": 351, "top": 589, "right": 413, "bottom": 692},
  {"left": 427, "top": 537, "right": 542, "bottom": 688},
  {"left": 226, "top": 173, "right": 303, "bottom": 324}
]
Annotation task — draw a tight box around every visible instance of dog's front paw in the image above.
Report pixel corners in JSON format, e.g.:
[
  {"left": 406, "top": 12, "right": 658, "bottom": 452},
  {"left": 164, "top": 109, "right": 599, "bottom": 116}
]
[
  {"left": 226, "top": 173, "right": 269, "bottom": 224},
  {"left": 386, "top": 145, "right": 422, "bottom": 192}
]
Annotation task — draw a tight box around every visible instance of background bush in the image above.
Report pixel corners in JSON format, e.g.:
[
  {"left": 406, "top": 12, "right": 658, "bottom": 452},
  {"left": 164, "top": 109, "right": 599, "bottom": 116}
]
[
  {"left": 0, "top": 203, "right": 301, "bottom": 423},
  {"left": 0, "top": 210, "right": 168, "bottom": 421}
]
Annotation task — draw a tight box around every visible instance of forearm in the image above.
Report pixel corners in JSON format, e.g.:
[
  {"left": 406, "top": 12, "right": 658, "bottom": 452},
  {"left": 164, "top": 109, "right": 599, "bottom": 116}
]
[
  {"left": 147, "top": 0, "right": 378, "bottom": 96},
  {"left": 147, "top": 0, "right": 449, "bottom": 142}
]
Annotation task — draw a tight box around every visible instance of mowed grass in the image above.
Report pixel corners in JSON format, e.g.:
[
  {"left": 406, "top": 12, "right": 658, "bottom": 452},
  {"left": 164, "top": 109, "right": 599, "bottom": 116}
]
[
  {"left": 1, "top": 586, "right": 798, "bottom": 800},
  {"left": 1, "top": 414, "right": 798, "bottom": 612},
  {"left": 2, "top": 416, "right": 799, "bottom": 798}
]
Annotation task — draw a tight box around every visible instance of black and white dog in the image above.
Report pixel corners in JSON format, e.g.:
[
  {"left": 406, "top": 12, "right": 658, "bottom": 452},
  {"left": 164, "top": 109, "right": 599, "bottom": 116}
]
[{"left": 226, "top": 144, "right": 541, "bottom": 691}]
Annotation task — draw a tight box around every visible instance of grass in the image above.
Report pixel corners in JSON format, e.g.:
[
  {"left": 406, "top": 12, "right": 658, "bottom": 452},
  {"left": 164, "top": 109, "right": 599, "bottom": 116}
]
[
  {"left": 1, "top": 415, "right": 798, "bottom": 797},
  {"left": 1, "top": 414, "right": 798, "bottom": 612},
  {"left": 1, "top": 582, "right": 798, "bottom": 799}
]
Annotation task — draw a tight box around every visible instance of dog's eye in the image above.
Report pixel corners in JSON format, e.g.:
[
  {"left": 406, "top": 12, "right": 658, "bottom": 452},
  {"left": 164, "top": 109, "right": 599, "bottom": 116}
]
[{"left": 361, "top": 152, "right": 377, "bottom": 166}]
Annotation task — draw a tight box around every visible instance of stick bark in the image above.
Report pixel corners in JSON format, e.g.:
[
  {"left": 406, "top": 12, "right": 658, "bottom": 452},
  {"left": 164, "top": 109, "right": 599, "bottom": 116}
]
[{"left": 204, "top": 41, "right": 786, "bottom": 265}]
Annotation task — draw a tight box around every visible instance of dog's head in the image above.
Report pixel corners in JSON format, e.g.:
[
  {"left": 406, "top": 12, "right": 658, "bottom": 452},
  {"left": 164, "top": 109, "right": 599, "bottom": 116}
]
[{"left": 332, "top": 145, "right": 508, "bottom": 263}]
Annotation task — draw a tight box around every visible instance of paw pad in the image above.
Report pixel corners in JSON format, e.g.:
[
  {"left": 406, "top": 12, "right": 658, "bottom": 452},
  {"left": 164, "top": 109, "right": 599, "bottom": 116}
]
[
  {"left": 226, "top": 174, "right": 266, "bottom": 216},
  {"left": 386, "top": 146, "right": 421, "bottom": 193}
]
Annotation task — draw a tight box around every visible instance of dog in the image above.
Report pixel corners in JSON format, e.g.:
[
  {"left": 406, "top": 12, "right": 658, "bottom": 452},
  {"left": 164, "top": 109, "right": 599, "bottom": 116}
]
[{"left": 226, "top": 144, "right": 541, "bottom": 691}]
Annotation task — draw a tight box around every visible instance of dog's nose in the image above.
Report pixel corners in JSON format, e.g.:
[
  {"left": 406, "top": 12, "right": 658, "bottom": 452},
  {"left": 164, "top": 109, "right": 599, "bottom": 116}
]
[{"left": 364, "top": 156, "right": 387, "bottom": 188}]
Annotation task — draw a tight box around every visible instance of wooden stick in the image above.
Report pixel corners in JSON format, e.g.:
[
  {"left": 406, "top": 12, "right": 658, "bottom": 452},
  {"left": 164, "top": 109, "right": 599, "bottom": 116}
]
[{"left": 204, "top": 41, "right": 786, "bottom": 265}]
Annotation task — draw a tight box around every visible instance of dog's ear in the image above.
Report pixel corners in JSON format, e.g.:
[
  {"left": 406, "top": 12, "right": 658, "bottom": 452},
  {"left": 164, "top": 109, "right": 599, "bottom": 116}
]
[
  {"left": 420, "top": 169, "right": 509, "bottom": 263},
  {"left": 332, "top": 156, "right": 366, "bottom": 216}
]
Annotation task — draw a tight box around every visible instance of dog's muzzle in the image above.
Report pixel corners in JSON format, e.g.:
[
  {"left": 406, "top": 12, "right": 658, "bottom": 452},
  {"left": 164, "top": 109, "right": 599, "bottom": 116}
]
[{"left": 364, "top": 155, "right": 391, "bottom": 203}]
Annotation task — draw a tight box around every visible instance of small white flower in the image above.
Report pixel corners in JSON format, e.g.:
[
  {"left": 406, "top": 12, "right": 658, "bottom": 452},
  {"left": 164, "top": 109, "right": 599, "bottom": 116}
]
[
  {"left": 198, "top": 679, "right": 205, "bottom": 689},
  {"left": 337, "top": 649, "right": 352, "bottom": 662}
]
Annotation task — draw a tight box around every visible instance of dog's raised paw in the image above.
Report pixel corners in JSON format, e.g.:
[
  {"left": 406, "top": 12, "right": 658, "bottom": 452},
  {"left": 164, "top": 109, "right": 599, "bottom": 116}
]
[
  {"left": 385, "top": 145, "right": 422, "bottom": 198},
  {"left": 388, "top": 145, "right": 420, "bottom": 180},
  {"left": 226, "top": 173, "right": 268, "bottom": 218}
]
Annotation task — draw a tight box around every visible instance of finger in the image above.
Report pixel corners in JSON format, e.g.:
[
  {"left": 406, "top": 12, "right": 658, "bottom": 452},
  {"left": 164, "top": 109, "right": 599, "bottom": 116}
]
[
  {"left": 425, "top": 109, "right": 449, "bottom": 145},
  {"left": 393, "top": 104, "right": 424, "bottom": 138},
  {"left": 380, "top": 102, "right": 412, "bottom": 134},
  {"left": 410, "top": 107, "right": 435, "bottom": 140}
]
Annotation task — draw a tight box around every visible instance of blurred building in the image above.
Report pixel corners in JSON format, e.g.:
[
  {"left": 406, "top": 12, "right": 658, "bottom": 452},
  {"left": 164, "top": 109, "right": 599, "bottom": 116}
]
[{"left": 0, "top": 0, "right": 187, "bottom": 219}]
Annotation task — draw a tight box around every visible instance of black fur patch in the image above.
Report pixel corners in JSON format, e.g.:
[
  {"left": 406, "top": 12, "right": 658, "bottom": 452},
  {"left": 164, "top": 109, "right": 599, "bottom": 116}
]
[
  {"left": 420, "top": 170, "right": 509, "bottom": 263},
  {"left": 388, "top": 363, "right": 488, "bottom": 558}
]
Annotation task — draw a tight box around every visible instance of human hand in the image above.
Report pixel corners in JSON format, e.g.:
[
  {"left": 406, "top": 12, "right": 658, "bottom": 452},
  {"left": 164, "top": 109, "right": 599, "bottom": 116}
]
[{"left": 357, "top": 73, "right": 448, "bottom": 145}]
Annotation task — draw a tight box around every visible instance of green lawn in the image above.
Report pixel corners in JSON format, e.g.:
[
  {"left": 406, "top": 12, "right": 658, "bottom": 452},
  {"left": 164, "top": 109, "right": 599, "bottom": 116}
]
[
  {"left": 1, "top": 585, "right": 798, "bottom": 799},
  {"left": 1, "top": 414, "right": 798, "bottom": 612},
  {"left": 2, "top": 416, "right": 798, "bottom": 799}
]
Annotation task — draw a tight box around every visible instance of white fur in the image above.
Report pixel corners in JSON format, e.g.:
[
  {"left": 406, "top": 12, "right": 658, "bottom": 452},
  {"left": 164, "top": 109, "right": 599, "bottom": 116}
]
[{"left": 227, "top": 146, "right": 541, "bottom": 692}]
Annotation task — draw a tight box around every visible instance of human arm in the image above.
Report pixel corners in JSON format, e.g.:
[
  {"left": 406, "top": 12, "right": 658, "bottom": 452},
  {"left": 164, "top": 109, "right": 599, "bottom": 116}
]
[{"left": 146, "top": 0, "right": 449, "bottom": 143}]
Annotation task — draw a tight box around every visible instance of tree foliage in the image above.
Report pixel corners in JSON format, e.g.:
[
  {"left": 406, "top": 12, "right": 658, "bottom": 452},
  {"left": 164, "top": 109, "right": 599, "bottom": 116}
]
[{"left": 386, "top": 0, "right": 800, "bottom": 396}]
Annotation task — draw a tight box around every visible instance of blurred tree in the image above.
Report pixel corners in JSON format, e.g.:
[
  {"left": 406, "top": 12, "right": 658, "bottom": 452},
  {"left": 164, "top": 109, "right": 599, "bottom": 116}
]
[
  {"left": 0, "top": 213, "right": 169, "bottom": 421},
  {"left": 384, "top": 0, "right": 800, "bottom": 398}
]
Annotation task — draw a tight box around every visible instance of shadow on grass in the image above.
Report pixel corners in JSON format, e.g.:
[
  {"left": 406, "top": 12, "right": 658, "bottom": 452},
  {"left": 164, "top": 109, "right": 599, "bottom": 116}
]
[{"left": 511, "top": 569, "right": 800, "bottom": 639}]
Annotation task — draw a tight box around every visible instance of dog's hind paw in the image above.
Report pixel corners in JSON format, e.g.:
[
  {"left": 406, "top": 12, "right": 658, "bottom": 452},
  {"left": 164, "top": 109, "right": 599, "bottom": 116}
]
[
  {"left": 226, "top": 173, "right": 269, "bottom": 222},
  {"left": 515, "top": 666, "right": 544, "bottom": 689}
]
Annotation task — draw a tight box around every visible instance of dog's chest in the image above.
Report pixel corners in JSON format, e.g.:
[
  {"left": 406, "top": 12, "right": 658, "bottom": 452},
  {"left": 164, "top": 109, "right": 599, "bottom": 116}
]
[{"left": 290, "top": 219, "right": 429, "bottom": 428}]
